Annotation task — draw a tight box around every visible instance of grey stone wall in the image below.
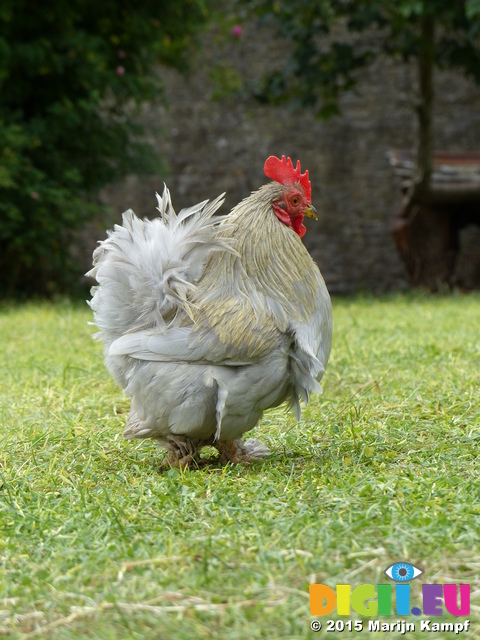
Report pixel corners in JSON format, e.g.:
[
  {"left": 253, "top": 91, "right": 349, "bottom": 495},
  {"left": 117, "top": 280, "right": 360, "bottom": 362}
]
[{"left": 97, "top": 22, "right": 480, "bottom": 294}]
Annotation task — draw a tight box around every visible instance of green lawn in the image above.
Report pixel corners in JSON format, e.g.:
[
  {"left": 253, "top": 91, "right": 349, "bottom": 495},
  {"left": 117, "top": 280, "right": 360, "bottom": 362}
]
[{"left": 0, "top": 294, "right": 479, "bottom": 639}]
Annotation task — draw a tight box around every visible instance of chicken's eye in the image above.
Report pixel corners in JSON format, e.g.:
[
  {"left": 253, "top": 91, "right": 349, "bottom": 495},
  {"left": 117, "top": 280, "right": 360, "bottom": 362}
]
[{"left": 290, "top": 196, "right": 301, "bottom": 206}]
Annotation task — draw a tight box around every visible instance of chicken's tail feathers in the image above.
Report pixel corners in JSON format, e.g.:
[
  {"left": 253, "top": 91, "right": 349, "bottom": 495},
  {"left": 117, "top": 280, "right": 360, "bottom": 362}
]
[
  {"left": 155, "top": 185, "right": 227, "bottom": 228},
  {"left": 155, "top": 184, "right": 175, "bottom": 222},
  {"left": 88, "top": 186, "right": 234, "bottom": 350}
]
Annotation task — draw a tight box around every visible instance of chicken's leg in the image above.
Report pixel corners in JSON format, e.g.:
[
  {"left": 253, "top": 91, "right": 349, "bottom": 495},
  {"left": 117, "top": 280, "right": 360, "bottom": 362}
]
[
  {"left": 159, "top": 435, "right": 270, "bottom": 468},
  {"left": 160, "top": 434, "right": 205, "bottom": 469},
  {"left": 215, "top": 438, "right": 271, "bottom": 464}
]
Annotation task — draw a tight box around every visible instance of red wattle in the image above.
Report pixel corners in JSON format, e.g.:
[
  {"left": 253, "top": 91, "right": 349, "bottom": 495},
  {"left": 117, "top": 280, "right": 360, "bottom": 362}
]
[{"left": 290, "top": 215, "right": 306, "bottom": 237}]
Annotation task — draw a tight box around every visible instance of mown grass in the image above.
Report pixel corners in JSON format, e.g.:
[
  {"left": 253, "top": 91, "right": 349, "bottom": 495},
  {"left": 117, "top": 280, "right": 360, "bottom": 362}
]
[{"left": 0, "top": 293, "right": 479, "bottom": 639}]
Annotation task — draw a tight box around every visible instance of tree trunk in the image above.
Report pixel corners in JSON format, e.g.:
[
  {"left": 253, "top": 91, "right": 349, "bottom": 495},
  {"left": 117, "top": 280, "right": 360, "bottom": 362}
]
[{"left": 403, "top": 14, "right": 435, "bottom": 214}]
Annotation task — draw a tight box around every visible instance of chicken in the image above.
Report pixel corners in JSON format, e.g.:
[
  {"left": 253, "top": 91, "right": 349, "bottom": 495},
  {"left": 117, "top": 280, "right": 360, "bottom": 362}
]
[{"left": 88, "top": 155, "right": 332, "bottom": 468}]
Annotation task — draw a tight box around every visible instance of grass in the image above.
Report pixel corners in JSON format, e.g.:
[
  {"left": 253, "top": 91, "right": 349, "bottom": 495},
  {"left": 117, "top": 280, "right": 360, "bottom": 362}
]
[{"left": 0, "top": 293, "right": 479, "bottom": 639}]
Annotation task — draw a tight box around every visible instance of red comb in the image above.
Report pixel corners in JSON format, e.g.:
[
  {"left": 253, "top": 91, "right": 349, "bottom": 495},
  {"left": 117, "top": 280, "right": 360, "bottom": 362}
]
[{"left": 264, "top": 155, "right": 311, "bottom": 201}]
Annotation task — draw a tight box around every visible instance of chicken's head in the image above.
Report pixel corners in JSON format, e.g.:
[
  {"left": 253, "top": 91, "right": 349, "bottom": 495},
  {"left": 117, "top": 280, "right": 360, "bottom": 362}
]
[{"left": 264, "top": 155, "right": 317, "bottom": 238}]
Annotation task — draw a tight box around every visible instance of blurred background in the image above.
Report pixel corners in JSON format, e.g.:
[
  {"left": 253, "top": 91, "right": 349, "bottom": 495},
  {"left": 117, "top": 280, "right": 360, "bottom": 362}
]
[{"left": 2, "top": 0, "right": 480, "bottom": 299}]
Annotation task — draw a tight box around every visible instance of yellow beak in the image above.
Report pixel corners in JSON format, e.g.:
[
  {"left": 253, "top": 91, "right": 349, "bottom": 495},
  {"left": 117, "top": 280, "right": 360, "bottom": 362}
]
[{"left": 303, "top": 204, "right": 318, "bottom": 220}]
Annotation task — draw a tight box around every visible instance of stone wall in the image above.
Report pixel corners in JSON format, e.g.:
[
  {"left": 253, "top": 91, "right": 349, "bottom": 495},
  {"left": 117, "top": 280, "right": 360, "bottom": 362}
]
[{"left": 97, "top": 22, "right": 480, "bottom": 294}]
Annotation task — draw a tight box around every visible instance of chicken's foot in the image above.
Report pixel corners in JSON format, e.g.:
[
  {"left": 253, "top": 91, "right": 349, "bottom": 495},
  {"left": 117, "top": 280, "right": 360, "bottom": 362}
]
[
  {"left": 215, "top": 438, "right": 271, "bottom": 464},
  {"left": 159, "top": 435, "right": 271, "bottom": 469},
  {"left": 160, "top": 434, "right": 205, "bottom": 469}
]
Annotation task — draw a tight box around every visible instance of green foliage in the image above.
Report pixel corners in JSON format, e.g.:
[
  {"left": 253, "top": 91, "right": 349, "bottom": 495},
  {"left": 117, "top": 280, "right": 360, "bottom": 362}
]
[
  {"left": 240, "top": 0, "right": 480, "bottom": 117},
  {"left": 0, "top": 294, "right": 479, "bottom": 637},
  {"left": 0, "top": 0, "right": 209, "bottom": 297}
]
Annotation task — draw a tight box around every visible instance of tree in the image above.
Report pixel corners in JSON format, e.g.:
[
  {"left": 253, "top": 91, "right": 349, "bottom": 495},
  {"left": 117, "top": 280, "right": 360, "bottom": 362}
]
[
  {"left": 0, "top": 0, "right": 209, "bottom": 297},
  {"left": 240, "top": 0, "right": 480, "bottom": 213}
]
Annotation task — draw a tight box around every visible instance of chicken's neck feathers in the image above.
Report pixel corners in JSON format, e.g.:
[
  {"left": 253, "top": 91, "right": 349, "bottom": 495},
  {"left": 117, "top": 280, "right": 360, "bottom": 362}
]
[
  {"left": 191, "top": 184, "right": 323, "bottom": 356},
  {"left": 206, "top": 184, "right": 320, "bottom": 316}
]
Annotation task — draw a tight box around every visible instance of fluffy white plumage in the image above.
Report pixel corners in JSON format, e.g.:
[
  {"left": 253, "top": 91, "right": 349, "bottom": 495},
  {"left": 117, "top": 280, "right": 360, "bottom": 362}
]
[{"left": 88, "top": 176, "right": 332, "bottom": 467}]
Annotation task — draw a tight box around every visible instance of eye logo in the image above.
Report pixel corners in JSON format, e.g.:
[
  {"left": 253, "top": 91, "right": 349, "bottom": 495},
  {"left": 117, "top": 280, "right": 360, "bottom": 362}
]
[{"left": 384, "top": 562, "right": 424, "bottom": 582}]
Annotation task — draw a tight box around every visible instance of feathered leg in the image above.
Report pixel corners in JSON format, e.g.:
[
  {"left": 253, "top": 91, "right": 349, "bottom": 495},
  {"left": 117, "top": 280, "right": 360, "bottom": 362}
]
[
  {"left": 157, "top": 434, "right": 271, "bottom": 468},
  {"left": 215, "top": 438, "right": 271, "bottom": 464},
  {"left": 160, "top": 435, "right": 203, "bottom": 469}
]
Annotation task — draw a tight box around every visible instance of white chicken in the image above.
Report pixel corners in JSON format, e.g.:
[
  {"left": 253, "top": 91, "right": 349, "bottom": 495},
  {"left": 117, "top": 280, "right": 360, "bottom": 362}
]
[{"left": 88, "top": 155, "right": 332, "bottom": 467}]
